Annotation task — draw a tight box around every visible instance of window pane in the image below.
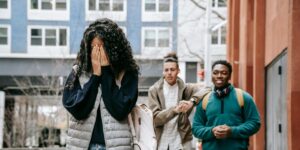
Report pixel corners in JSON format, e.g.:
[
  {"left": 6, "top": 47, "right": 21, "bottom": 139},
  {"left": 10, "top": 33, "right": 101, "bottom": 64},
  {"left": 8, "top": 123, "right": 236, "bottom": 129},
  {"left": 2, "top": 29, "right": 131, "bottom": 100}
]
[
  {"left": 0, "top": 28, "right": 7, "bottom": 36},
  {"left": 0, "top": 28, "right": 7, "bottom": 44},
  {"left": 221, "top": 26, "right": 226, "bottom": 44},
  {"left": 0, "top": 37, "right": 7, "bottom": 44},
  {"left": 159, "top": 0, "right": 170, "bottom": 12},
  {"left": 158, "top": 30, "right": 169, "bottom": 47},
  {"left": 145, "top": 0, "right": 155, "bottom": 11},
  {"left": 112, "top": 0, "right": 123, "bottom": 11},
  {"left": 89, "top": 0, "right": 96, "bottom": 10},
  {"left": 31, "top": 29, "right": 42, "bottom": 36},
  {"left": 56, "top": 0, "right": 66, "bottom": 10},
  {"left": 212, "top": 0, "right": 216, "bottom": 7},
  {"left": 31, "top": 0, "right": 38, "bottom": 9},
  {"left": 211, "top": 30, "right": 218, "bottom": 44},
  {"left": 31, "top": 29, "right": 42, "bottom": 45},
  {"left": 0, "top": 0, "right": 8, "bottom": 8},
  {"left": 145, "top": 30, "right": 155, "bottom": 47},
  {"left": 42, "top": 0, "right": 52, "bottom": 10},
  {"left": 46, "top": 29, "right": 56, "bottom": 45},
  {"left": 59, "top": 29, "right": 67, "bottom": 46},
  {"left": 186, "top": 62, "right": 197, "bottom": 83},
  {"left": 218, "top": 0, "right": 226, "bottom": 7},
  {"left": 31, "top": 38, "right": 42, "bottom": 45},
  {"left": 99, "top": 0, "right": 109, "bottom": 11},
  {"left": 46, "top": 29, "right": 56, "bottom": 36}
]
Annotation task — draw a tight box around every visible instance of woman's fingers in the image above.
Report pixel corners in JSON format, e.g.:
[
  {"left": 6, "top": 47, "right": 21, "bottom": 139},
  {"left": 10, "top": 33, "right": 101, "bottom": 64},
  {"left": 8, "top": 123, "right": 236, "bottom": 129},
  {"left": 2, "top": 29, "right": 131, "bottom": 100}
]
[
  {"left": 91, "top": 45, "right": 101, "bottom": 75},
  {"left": 100, "top": 46, "right": 110, "bottom": 66}
]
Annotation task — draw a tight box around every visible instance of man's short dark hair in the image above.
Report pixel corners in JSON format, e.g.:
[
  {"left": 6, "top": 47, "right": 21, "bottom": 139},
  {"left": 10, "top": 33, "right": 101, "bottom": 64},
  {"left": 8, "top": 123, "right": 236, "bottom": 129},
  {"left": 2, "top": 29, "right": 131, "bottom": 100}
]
[
  {"left": 164, "top": 52, "right": 178, "bottom": 63},
  {"left": 212, "top": 60, "right": 232, "bottom": 75}
]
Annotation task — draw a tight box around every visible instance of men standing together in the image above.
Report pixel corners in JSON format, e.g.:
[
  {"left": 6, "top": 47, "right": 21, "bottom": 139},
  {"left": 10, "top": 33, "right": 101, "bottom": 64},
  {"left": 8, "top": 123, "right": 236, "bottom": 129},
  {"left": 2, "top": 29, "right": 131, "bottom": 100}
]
[{"left": 148, "top": 56, "right": 261, "bottom": 150}]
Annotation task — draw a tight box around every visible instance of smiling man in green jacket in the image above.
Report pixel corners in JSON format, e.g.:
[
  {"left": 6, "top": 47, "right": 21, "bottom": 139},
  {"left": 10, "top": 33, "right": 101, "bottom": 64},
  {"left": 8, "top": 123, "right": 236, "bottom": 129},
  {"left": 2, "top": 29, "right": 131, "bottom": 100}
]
[{"left": 192, "top": 60, "right": 261, "bottom": 150}]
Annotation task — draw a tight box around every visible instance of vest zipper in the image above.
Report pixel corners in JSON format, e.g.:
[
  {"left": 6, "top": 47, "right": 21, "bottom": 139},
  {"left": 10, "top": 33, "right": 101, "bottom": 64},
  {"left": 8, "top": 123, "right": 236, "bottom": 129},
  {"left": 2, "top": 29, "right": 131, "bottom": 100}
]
[{"left": 221, "top": 98, "right": 224, "bottom": 114}]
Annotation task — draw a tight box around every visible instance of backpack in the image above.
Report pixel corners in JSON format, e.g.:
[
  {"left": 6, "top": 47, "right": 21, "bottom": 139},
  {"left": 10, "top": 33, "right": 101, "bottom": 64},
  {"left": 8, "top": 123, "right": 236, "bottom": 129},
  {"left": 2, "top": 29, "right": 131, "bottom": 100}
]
[
  {"left": 128, "top": 104, "right": 157, "bottom": 150},
  {"left": 202, "top": 88, "right": 244, "bottom": 110}
]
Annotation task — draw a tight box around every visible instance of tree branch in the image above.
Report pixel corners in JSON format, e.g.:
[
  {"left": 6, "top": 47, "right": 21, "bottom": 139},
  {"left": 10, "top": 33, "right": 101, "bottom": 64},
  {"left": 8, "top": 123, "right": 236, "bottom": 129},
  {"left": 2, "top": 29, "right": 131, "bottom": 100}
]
[
  {"left": 190, "top": 0, "right": 226, "bottom": 20},
  {"left": 183, "top": 38, "right": 204, "bottom": 63}
]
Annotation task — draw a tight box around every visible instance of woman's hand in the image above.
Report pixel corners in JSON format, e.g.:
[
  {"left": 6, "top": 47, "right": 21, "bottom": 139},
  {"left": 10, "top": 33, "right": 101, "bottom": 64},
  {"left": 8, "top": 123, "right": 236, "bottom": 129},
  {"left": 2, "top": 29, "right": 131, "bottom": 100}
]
[
  {"left": 99, "top": 46, "right": 109, "bottom": 66},
  {"left": 91, "top": 45, "right": 101, "bottom": 76}
]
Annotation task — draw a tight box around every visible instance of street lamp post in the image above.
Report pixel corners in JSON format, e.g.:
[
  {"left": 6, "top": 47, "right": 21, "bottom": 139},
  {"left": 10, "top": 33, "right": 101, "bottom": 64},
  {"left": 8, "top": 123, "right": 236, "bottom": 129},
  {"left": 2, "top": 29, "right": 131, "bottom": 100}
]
[{"left": 204, "top": 0, "right": 212, "bottom": 86}]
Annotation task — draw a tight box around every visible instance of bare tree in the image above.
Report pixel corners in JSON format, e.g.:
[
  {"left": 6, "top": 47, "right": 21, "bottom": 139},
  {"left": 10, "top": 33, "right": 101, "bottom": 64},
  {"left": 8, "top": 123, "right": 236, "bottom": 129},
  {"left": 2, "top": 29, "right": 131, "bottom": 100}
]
[
  {"left": 3, "top": 59, "right": 70, "bottom": 148},
  {"left": 190, "top": 0, "right": 226, "bottom": 20}
]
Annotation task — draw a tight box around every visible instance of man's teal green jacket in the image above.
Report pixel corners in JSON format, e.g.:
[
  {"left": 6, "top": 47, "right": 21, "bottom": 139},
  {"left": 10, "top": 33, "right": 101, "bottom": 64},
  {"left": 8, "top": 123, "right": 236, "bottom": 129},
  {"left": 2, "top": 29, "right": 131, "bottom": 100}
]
[{"left": 192, "top": 85, "right": 261, "bottom": 150}]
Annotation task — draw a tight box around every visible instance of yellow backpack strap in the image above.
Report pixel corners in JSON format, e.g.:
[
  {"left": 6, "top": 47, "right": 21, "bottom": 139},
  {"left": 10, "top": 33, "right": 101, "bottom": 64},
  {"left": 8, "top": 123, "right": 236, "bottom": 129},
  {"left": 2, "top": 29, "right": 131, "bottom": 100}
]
[
  {"left": 235, "top": 88, "right": 244, "bottom": 107},
  {"left": 202, "top": 92, "right": 212, "bottom": 110}
]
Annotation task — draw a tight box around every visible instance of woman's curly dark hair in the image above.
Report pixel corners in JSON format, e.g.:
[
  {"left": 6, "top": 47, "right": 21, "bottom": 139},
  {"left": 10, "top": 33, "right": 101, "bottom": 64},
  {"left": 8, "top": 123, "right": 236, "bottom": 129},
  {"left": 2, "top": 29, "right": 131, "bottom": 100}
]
[{"left": 75, "top": 18, "right": 139, "bottom": 78}]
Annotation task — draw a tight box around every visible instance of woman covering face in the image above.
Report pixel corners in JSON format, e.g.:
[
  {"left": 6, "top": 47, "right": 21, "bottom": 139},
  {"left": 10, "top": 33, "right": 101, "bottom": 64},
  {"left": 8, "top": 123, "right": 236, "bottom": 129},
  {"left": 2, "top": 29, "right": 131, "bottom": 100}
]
[{"left": 63, "top": 18, "right": 139, "bottom": 150}]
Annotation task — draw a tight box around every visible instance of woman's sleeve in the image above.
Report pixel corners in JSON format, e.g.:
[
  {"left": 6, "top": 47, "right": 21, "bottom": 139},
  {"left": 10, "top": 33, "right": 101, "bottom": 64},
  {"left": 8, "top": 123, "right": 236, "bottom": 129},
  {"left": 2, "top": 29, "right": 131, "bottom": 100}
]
[
  {"left": 101, "top": 66, "right": 138, "bottom": 121},
  {"left": 62, "top": 69, "right": 101, "bottom": 120}
]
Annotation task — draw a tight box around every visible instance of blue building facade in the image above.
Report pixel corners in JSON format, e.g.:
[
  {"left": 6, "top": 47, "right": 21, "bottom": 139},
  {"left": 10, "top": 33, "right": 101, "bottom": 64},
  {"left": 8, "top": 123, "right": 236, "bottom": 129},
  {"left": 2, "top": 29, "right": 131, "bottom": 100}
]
[{"left": 0, "top": 0, "right": 178, "bottom": 87}]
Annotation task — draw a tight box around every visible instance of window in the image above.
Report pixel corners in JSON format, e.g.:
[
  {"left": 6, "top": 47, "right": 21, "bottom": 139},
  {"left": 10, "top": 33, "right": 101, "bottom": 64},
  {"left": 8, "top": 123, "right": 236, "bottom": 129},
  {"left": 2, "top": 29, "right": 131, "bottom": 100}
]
[
  {"left": 88, "top": 0, "right": 124, "bottom": 11},
  {"left": 86, "top": 0, "right": 126, "bottom": 21},
  {"left": 145, "top": 0, "right": 155, "bottom": 11},
  {"left": 145, "top": 30, "right": 155, "bottom": 47},
  {"left": 158, "top": 30, "right": 169, "bottom": 47},
  {"left": 0, "top": 0, "right": 10, "bottom": 19},
  {"left": 28, "top": 26, "right": 69, "bottom": 55},
  {"left": 56, "top": 0, "right": 67, "bottom": 10},
  {"left": 29, "top": 27, "right": 68, "bottom": 46},
  {"left": 45, "top": 29, "right": 56, "bottom": 45},
  {"left": 142, "top": 0, "right": 172, "bottom": 22},
  {"left": 143, "top": 28, "right": 171, "bottom": 49},
  {"left": 221, "top": 26, "right": 226, "bottom": 44},
  {"left": 142, "top": 27, "right": 172, "bottom": 57},
  {"left": 59, "top": 29, "right": 67, "bottom": 45},
  {"left": 211, "top": 30, "right": 218, "bottom": 45},
  {"left": 159, "top": 0, "right": 170, "bottom": 12},
  {"left": 112, "top": 0, "right": 123, "bottom": 11},
  {"left": 186, "top": 62, "right": 197, "bottom": 83},
  {"left": 28, "top": 0, "right": 69, "bottom": 20},
  {"left": 30, "top": 0, "right": 66, "bottom": 10},
  {"left": 0, "top": 0, "right": 7, "bottom": 8},
  {"left": 0, "top": 27, "right": 8, "bottom": 45},
  {"left": 211, "top": 25, "right": 226, "bottom": 45},
  {"left": 144, "top": 0, "right": 170, "bottom": 12},
  {"left": 31, "top": 29, "right": 42, "bottom": 45},
  {"left": 0, "top": 25, "right": 10, "bottom": 53},
  {"left": 212, "top": 0, "right": 227, "bottom": 8},
  {"left": 99, "top": 0, "right": 109, "bottom": 11},
  {"left": 41, "top": 0, "right": 52, "bottom": 10}
]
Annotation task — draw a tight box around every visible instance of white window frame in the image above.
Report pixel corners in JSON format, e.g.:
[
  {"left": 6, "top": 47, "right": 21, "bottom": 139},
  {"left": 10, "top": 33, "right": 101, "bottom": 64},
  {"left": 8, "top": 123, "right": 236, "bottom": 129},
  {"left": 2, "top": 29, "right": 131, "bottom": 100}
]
[
  {"left": 27, "top": 0, "right": 70, "bottom": 21},
  {"left": 0, "top": 0, "right": 11, "bottom": 19},
  {"left": 142, "top": 0, "right": 173, "bottom": 22},
  {"left": 85, "top": 0, "right": 127, "bottom": 21},
  {"left": 211, "top": 24, "right": 226, "bottom": 45},
  {"left": 212, "top": 0, "right": 227, "bottom": 8},
  {"left": 142, "top": 27, "right": 172, "bottom": 56},
  {"left": 27, "top": 26, "right": 69, "bottom": 56},
  {"left": 0, "top": 25, "right": 11, "bottom": 54}
]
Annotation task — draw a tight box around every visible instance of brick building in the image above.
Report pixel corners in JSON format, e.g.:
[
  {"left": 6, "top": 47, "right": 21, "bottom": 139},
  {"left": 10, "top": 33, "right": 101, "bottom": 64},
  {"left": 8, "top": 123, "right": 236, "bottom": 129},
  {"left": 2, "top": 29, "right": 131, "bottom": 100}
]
[{"left": 227, "top": 0, "right": 300, "bottom": 150}]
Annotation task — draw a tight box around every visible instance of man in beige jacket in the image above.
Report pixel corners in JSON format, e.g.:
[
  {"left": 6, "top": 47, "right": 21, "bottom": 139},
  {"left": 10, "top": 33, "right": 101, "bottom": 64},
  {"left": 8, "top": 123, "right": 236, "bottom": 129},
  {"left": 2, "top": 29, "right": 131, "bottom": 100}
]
[{"left": 148, "top": 52, "right": 210, "bottom": 150}]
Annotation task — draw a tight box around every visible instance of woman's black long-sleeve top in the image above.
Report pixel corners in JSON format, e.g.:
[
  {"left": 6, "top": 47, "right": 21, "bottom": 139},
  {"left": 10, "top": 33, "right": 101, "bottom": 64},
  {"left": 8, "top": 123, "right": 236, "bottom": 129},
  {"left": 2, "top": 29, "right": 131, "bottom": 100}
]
[{"left": 62, "top": 66, "right": 138, "bottom": 145}]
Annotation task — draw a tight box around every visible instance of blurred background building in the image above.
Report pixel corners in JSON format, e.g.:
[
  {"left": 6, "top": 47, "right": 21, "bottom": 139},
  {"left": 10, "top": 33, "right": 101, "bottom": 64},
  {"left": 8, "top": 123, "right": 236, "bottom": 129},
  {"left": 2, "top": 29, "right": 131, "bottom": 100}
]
[{"left": 0, "top": 0, "right": 227, "bottom": 148}]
